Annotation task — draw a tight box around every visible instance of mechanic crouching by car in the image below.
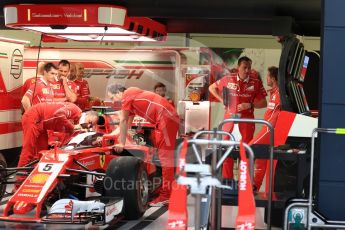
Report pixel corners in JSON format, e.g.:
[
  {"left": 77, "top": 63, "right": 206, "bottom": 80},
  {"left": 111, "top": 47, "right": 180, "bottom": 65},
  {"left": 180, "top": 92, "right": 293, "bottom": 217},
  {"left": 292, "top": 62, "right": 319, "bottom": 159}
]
[
  {"left": 17, "top": 102, "right": 99, "bottom": 173},
  {"left": 107, "top": 83, "right": 179, "bottom": 207}
]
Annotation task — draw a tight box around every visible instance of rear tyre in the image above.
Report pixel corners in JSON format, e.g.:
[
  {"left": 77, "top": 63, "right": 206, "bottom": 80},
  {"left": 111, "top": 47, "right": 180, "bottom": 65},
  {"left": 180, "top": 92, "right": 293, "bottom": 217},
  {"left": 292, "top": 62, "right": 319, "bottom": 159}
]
[{"left": 104, "top": 156, "right": 149, "bottom": 220}]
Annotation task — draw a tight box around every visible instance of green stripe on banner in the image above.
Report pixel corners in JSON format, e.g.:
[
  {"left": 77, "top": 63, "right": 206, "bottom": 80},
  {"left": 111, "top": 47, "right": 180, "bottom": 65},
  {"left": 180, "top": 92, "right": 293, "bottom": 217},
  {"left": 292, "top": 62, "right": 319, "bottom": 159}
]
[
  {"left": 336, "top": 128, "right": 345, "bottom": 135},
  {"left": 0, "top": 52, "right": 7, "bottom": 56},
  {"left": 114, "top": 60, "right": 174, "bottom": 65}
]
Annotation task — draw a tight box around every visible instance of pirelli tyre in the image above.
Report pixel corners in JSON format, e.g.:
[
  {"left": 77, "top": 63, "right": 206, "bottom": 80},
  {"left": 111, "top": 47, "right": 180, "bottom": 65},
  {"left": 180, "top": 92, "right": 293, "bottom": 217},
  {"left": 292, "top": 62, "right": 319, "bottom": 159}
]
[
  {"left": 104, "top": 156, "right": 149, "bottom": 220},
  {"left": 0, "top": 153, "right": 7, "bottom": 201}
]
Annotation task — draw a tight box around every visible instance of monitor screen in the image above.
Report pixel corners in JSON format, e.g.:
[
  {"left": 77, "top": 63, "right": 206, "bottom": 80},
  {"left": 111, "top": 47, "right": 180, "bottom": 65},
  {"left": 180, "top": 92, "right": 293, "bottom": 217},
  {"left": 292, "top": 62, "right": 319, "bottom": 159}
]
[{"left": 299, "top": 55, "right": 310, "bottom": 82}]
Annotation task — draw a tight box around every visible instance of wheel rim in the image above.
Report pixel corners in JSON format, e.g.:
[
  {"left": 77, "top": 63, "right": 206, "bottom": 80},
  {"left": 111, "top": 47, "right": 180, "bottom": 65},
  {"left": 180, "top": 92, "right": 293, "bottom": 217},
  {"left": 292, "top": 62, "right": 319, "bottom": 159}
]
[{"left": 139, "top": 170, "right": 149, "bottom": 205}]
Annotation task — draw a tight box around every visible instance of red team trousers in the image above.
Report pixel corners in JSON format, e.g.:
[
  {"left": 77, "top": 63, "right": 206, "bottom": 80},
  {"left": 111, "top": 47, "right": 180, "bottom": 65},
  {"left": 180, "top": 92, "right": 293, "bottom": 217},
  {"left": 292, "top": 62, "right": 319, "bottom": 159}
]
[
  {"left": 222, "top": 112, "right": 255, "bottom": 179},
  {"left": 154, "top": 114, "right": 179, "bottom": 198}
]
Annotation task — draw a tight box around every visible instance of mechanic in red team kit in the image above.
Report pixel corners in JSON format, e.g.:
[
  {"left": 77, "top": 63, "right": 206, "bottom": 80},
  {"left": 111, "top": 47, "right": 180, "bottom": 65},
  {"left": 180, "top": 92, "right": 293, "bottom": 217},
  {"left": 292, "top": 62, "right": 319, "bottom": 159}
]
[
  {"left": 208, "top": 56, "right": 267, "bottom": 179},
  {"left": 107, "top": 83, "right": 179, "bottom": 206},
  {"left": 21, "top": 62, "right": 56, "bottom": 111},
  {"left": 17, "top": 102, "right": 99, "bottom": 168},
  {"left": 74, "top": 63, "right": 91, "bottom": 110},
  {"left": 153, "top": 82, "right": 175, "bottom": 107},
  {"left": 249, "top": 66, "right": 281, "bottom": 191},
  {"left": 52, "top": 59, "right": 77, "bottom": 103},
  {"left": 21, "top": 61, "right": 46, "bottom": 98}
]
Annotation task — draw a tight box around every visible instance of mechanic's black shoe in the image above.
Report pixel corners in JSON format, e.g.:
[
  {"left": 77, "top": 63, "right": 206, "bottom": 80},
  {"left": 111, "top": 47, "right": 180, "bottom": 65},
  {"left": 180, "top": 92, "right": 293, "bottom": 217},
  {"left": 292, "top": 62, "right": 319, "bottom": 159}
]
[{"left": 149, "top": 196, "right": 169, "bottom": 207}]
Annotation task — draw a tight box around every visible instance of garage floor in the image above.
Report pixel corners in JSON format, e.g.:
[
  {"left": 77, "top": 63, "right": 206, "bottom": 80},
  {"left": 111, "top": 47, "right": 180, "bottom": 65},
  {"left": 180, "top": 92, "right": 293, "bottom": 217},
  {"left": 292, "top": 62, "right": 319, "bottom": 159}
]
[{"left": 0, "top": 186, "right": 282, "bottom": 229}]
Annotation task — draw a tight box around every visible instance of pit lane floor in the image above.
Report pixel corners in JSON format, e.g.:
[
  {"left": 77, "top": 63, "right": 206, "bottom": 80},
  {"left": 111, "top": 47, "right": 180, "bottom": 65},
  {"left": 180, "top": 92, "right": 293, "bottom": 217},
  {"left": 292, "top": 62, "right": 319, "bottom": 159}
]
[{"left": 0, "top": 184, "right": 282, "bottom": 229}]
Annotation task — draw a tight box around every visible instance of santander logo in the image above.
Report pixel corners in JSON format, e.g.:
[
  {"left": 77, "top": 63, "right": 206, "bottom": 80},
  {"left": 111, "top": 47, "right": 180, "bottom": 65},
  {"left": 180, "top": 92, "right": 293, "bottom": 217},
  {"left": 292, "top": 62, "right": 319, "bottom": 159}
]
[{"left": 239, "top": 160, "right": 247, "bottom": 191}]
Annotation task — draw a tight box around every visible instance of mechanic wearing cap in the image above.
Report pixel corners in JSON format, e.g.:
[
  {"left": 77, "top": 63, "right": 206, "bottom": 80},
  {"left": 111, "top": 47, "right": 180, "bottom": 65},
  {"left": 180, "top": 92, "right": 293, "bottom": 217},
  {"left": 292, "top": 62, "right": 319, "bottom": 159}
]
[
  {"left": 249, "top": 66, "right": 281, "bottom": 192},
  {"left": 17, "top": 102, "right": 99, "bottom": 168},
  {"left": 208, "top": 56, "right": 267, "bottom": 180},
  {"left": 107, "top": 83, "right": 179, "bottom": 207}
]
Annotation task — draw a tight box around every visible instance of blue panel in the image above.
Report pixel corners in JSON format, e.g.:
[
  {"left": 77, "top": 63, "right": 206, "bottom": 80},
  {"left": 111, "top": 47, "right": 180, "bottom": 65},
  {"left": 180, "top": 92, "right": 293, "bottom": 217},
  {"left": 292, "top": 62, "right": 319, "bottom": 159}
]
[
  {"left": 319, "top": 134, "right": 345, "bottom": 181},
  {"left": 322, "top": 29, "right": 345, "bottom": 104},
  {"left": 318, "top": 0, "right": 345, "bottom": 220},
  {"left": 320, "top": 104, "right": 345, "bottom": 127},
  {"left": 318, "top": 117, "right": 345, "bottom": 218},
  {"left": 318, "top": 182, "right": 345, "bottom": 220},
  {"left": 324, "top": 0, "right": 345, "bottom": 27}
]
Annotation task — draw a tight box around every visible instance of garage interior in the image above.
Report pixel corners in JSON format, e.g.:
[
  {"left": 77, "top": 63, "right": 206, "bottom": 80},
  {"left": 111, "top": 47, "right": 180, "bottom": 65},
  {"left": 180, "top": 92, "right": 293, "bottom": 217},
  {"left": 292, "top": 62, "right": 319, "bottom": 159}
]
[{"left": 1, "top": 0, "right": 345, "bottom": 230}]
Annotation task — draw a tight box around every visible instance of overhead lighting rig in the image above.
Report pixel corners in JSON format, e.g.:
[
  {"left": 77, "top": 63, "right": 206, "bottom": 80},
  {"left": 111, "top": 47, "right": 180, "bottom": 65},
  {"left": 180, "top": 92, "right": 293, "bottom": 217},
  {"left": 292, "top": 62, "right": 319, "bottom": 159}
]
[{"left": 4, "top": 4, "right": 167, "bottom": 42}]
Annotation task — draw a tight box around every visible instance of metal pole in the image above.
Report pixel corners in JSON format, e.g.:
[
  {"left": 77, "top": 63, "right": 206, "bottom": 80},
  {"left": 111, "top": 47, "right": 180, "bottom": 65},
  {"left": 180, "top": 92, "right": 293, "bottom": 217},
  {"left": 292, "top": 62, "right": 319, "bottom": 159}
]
[
  {"left": 210, "top": 129, "right": 218, "bottom": 230},
  {"left": 195, "top": 194, "right": 202, "bottom": 230}
]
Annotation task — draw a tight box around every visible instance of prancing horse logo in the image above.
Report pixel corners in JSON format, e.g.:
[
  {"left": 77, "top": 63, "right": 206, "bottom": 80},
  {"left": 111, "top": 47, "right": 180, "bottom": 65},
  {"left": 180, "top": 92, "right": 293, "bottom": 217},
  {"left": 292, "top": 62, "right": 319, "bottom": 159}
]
[{"left": 100, "top": 154, "right": 105, "bottom": 168}]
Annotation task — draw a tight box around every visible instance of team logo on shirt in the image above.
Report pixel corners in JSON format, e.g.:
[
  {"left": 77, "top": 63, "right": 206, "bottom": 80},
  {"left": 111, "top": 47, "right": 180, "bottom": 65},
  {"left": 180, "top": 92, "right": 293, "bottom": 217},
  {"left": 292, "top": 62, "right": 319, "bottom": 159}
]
[
  {"left": 268, "top": 102, "right": 275, "bottom": 109},
  {"left": 246, "top": 85, "right": 254, "bottom": 91},
  {"left": 227, "top": 83, "right": 238, "bottom": 90},
  {"left": 42, "top": 88, "right": 49, "bottom": 94},
  {"left": 272, "top": 95, "right": 276, "bottom": 100},
  {"left": 53, "top": 84, "right": 60, "bottom": 89}
]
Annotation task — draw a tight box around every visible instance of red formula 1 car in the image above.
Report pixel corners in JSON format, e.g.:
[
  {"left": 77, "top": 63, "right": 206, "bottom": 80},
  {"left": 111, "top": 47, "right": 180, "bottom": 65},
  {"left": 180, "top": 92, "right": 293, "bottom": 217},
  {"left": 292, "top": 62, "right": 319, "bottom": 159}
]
[{"left": 0, "top": 111, "right": 161, "bottom": 225}]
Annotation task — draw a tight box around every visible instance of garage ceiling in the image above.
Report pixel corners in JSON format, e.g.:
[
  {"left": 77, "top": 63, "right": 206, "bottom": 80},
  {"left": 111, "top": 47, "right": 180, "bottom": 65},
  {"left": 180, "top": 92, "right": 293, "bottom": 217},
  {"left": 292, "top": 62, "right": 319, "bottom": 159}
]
[{"left": 0, "top": 0, "right": 321, "bottom": 36}]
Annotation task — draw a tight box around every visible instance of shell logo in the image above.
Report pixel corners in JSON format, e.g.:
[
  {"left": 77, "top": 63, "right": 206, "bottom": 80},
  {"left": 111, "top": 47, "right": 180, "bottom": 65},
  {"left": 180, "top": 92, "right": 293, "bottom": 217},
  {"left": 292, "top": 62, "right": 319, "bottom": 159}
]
[
  {"left": 22, "top": 189, "right": 40, "bottom": 193},
  {"left": 189, "top": 91, "right": 200, "bottom": 102},
  {"left": 30, "top": 174, "right": 49, "bottom": 184}
]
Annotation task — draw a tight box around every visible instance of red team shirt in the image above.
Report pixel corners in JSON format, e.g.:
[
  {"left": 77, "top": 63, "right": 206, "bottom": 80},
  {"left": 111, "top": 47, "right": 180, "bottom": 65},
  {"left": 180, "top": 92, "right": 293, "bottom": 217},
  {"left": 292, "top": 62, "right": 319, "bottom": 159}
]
[
  {"left": 74, "top": 79, "right": 90, "bottom": 110},
  {"left": 250, "top": 86, "right": 281, "bottom": 144},
  {"left": 17, "top": 102, "right": 82, "bottom": 167},
  {"left": 74, "top": 79, "right": 90, "bottom": 97},
  {"left": 21, "top": 77, "right": 39, "bottom": 97},
  {"left": 121, "top": 87, "right": 178, "bottom": 125},
  {"left": 121, "top": 87, "right": 179, "bottom": 197},
  {"left": 38, "top": 102, "right": 82, "bottom": 133},
  {"left": 263, "top": 87, "right": 280, "bottom": 126},
  {"left": 215, "top": 72, "right": 267, "bottom": 118},
  {"left": 52, "top": 79, "right": 78, "bottom": 100},
  {"left": 24, "top": 78, "right": 54, "bottom": 105},
  {"left": 249, "top": 86, "right": 281, "bottom": 190}
]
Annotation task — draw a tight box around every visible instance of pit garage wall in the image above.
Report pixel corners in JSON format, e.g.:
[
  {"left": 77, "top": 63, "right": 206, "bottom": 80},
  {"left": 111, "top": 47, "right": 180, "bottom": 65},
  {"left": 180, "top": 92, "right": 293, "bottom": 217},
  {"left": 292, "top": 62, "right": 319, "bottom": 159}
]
[
  {"left": 317, "top": 0, "right": 345, "bottom": 220},
  {"left": 0, "top": 39, "right": 24, "bottom": 150},
  {"left": 24, "top": 48, "right": 181, "bottom": 104}
]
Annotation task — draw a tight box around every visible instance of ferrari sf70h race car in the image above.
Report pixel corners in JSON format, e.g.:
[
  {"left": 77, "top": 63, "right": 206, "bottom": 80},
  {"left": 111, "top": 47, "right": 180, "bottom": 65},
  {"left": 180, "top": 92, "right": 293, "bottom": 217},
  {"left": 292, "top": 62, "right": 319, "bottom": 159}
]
[{"left": 0, "top": 110, "right": 161, "bottom": 225}]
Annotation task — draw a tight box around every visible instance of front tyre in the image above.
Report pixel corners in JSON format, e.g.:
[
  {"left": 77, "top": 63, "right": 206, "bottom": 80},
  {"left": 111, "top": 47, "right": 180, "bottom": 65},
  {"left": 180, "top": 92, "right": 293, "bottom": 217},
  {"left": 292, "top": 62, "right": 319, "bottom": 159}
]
[{"left": 104, "top": 156, "right": 149, "bottom": 220}]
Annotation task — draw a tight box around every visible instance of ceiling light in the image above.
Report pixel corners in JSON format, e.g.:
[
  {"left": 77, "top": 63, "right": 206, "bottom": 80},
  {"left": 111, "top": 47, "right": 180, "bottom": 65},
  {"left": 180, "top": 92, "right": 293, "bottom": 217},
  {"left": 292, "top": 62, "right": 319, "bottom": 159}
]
[
  {"left": 4, "top": 4, "right": 167, "bottom": 42},
  {"left": 60, "top": 35, "right": 157, "bottom": 42},
  {"left": 0, "top": 36, "right": 30, "bottom": 44},
  {"left": 21, "top": 26, "right": 136, "bottom": 34}
]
